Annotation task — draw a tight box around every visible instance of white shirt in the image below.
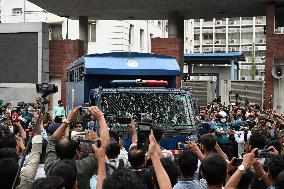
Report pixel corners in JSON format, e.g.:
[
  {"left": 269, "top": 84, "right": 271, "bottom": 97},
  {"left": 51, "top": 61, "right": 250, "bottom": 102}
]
[{"left": 234, "top": 131, "right": 252, "bottom": 158}]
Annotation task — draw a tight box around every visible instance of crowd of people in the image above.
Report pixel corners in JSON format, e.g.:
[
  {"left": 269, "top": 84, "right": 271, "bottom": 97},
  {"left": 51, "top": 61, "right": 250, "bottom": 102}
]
[{"left": 0, "top": 99, "right": 283, "bottom": 189}]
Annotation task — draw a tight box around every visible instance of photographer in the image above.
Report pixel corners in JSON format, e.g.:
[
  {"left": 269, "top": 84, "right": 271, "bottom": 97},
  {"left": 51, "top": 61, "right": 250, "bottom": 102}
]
[{"left": 45, "top": 106, "right": 109, "bottom": 189}]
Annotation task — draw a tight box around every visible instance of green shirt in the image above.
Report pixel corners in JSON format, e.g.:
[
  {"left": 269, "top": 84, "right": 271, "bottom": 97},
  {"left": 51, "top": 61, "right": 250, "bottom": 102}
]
[{"left": 213, "top": 122, "right": 231, "bottom": 144}]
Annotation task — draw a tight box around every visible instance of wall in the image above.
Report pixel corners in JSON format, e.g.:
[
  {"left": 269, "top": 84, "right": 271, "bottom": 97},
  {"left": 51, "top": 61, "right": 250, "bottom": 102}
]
[
  {"left": 0, "top": 83, "right": 40, "bottom": 106},
  {"left": 265, "top": 3, "right": 284, "bottom": 110},
  {"left": 273, "top": 79, "right": 284, "bottom": 113},
  {"left": 151, "top": 37, "right": 183, "bottom": 87},
  {"left": 88, "top": 20, "right": 167, "bottom": 54},
  {"left": 49, "top": 40, "right": 84, "bottom": 106}
]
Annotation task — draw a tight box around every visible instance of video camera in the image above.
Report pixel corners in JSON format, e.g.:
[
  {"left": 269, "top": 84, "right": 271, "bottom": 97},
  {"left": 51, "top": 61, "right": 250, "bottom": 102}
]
[{"left": 36, "top": 83, "right": 58, "bottom": 95}]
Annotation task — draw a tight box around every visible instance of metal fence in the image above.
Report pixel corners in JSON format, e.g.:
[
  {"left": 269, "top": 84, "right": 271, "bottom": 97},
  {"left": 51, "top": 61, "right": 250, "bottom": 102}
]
[
  {"left": 181, "top": 80, "right": 216, "bottom": 107},
  {"left": 221, "top": 80, "right": 265, "bottom": 107}
]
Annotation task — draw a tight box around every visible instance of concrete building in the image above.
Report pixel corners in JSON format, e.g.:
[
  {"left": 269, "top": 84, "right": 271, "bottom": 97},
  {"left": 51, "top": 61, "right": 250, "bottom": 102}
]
[
  {"left": 190, "top": 17, "right": 267, "bottom": 80},
  {"left": 0, "top": 0, "right": 170, "bottom": 54}
]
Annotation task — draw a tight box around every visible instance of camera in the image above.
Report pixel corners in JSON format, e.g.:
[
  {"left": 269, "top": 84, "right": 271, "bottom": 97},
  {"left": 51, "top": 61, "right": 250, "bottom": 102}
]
[
  {"left": 104, "top": 115, "right": 132, "bottom": 125},
  {"left": 36, "top": 83, "right": 58, "bottom": 95},
  {"left": 232, "top": 158, "right": 243, "bottom": 167},
  {"left": 255, "top": 149, "right": 270, "bottom": 158},
  {"left": 177, "top": 142, "right": 189, "bottom": 149},
  {"left": 78, "top": 139, "right": 101, "bottom": 158}
]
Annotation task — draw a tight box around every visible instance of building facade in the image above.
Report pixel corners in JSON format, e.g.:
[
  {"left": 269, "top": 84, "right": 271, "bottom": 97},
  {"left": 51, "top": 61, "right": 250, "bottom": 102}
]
[
  {"left": 0, "top": 0, "right": 174, "bottom": 54},
  {"left": 190, "top": 17, "right": 268, "bottom": 80}
]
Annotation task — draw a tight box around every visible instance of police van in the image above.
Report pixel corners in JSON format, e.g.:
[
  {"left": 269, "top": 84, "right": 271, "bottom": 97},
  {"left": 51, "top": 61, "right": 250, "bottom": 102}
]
[{"left": 66, "top": 52, "right": 198, "bottom": 151}]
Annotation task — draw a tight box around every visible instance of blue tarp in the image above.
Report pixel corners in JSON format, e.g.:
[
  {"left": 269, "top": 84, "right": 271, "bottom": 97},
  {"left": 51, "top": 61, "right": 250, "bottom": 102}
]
[{"left": 79, "top": 52, "right": 180, "bottom": 76}]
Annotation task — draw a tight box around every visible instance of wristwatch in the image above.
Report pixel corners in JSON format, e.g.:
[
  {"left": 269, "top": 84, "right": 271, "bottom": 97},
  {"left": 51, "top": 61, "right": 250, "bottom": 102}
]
[
  {"left": 62, "top": 119, "right": 70, "bottom": 126},
  {"left": 238, "top": 164, "right": 246, "bottom": 172}
]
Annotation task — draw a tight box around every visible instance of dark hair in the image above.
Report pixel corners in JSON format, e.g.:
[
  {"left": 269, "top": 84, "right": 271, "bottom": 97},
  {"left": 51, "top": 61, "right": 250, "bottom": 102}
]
[
  {"left": 109, "top": 131, "right": 120, "bottom": 143},
  {"left": 237, "top": 169, "right": 253, "bottom": 189},
  {"left": 254, "top": 104, "right": 260, "bottom": 111},
  {"left": 239, "top": 108, "right": 247, "bottom": 120},
  {"left": 0, "top": 126, "right": 17, "bottom": 149},
  {"left": 200, "top": 133, "right": 217, "bottom": 152},
  {"left": 269, "top": 154, "right": 284, "bottom": 180},
  {"left": 177, "top": 150, "right": 198, "bottom": 177},
  {"left": 153, "top": 126, "right": 163, "bottom": 142},
  {"left": 200, "top": 153, "right": 227, "bottom": 186},
  {"left": 266, "top": 140, "right": 282, "bottom": 155},
  {"left": 55, "top": 138, "right": 77, "bottom": 159},
  {"left": 160, "top": 158, "right": 179, "bottom": 186},
  {"left": 151, "top": 158, "right": 179, "bottom": 189},
  {"left": 249, "top": 133, "right": 266, "bottom": 150},
  {"left": 58, "top": 100, "right": 62, "bottom": 104},
  {"left": 106, "top": 142, "right": 120, "bottom": 159},
  {"left": 128, "top": 148, "right": 146, "bottom": 169},
  {"left": 0, "top": 158, "right": 20, "bottom": 188},
  {"left": 275, "top": 170, "right": 284, "bottom": 189},
  {"left": 49, "top": 159, "right": 77, "bottom": 189},
  {"left": 32, "top": 176, "right": 65, "bottom": 189},
  {"left": 0, "top": 148, "right": 18, "bottom": 161},
  {"left": 103, "top": 167, "right": 147, "bottom": 189}
]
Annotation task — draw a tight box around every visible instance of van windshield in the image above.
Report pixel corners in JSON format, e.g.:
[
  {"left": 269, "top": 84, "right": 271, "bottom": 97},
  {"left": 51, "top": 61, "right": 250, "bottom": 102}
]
[{"left": 100, "top": 91, "right": 195, "bottom": 128}]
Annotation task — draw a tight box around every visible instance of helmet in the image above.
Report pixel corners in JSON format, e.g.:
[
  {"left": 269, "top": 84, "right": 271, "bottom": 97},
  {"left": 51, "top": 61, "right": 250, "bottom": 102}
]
[{"left": 218, "top": 111, "right": 227, "bottom": 118}]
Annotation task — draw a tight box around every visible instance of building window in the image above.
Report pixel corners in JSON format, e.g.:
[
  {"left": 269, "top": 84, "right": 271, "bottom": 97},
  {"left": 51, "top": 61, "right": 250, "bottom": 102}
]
[
  {"left": 49, "top": 23, "right": 63, "bottom": 40},
  {"left": 88, "top": 22, "right": 96, "bottom": 42},
  {"left": 203, "top": 33, "right": 213, "bottom": 40},
  {"left": 140, "top": 29, "right": 145, "bottom": 50},
  {"left": 194, "top": 34, "right": 199, "bottom": 40},
  {"left": 12, "top": 8, "right": 22, "bottom": 15},
  {"left": 129, "top": 24, "right": 134, "bottom": 46}
]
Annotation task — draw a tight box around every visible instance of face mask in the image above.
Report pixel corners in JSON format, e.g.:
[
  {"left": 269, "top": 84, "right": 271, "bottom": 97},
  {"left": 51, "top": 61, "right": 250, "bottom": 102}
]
[{"left": 221, "top": 118, "right": 226, "bottom": 123}]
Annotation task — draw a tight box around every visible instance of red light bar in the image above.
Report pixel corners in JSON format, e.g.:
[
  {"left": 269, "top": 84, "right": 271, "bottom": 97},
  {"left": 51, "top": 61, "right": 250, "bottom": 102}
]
[
  {"left": 110, "top": 79, "right": 168, "bottom": 87},
  {"left": 145, "top": 80, "right": 168, "bottom": 86}
]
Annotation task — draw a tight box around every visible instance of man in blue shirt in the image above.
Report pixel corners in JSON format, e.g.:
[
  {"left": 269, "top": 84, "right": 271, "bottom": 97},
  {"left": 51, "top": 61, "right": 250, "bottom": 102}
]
[{"left": 54, "top": 100, "right": 65, "bottom": 123}]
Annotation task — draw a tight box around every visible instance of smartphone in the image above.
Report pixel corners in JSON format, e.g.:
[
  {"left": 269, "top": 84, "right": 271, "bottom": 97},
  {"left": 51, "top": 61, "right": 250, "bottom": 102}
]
[
  {"left": 177, "top": 142, "right": 189, "bottom": 149},
  {"left": 79, "top": 139, "right": 101, "bottom": 155},
  {"left": 232, "top": 158, "right": 243, "bottom": 167},
  {"left": 79, "top": 107, "right": 89, "bottom": 115},
  {"left": 255, "top": 149, "right": 270, "bottom": 158}
]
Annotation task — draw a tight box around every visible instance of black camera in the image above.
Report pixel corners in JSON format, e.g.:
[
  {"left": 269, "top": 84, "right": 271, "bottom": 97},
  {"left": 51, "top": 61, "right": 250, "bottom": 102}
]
[
  {"left": 36, "top": 83, "right": 58, "bottom": 95},
  {"left": 255, "top": 149, "right": 270, "bottom": 158}
]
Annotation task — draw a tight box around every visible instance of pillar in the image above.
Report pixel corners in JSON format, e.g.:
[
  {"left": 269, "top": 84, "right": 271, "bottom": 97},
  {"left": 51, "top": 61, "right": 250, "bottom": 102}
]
[
  {"left": 167, "top": 12, "right": 185, "bottom": 87},
  {"left": 230, "top": 60, "right": 235, "bottom": 80},
  {"left": 265, "top": 3, "right": 275, "bottom": 109},
  {"left": 79, "top": 16, "right": 88, "bottom": 54},
  {"left": 168, "top": 12, "right": 184, "bottom": 40}
]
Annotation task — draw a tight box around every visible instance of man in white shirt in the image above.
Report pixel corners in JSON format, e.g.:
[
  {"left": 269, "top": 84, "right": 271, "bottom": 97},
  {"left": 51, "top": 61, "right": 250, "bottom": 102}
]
[{"left": 234, "top": 126, "right": 252, "bottom": 158}]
